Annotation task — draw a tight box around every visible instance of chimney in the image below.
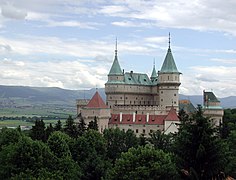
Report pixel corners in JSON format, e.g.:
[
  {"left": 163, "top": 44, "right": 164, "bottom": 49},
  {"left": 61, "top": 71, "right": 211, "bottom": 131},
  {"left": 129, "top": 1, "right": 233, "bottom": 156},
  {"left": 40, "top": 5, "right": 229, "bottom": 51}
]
[
  {"left": 133, "top": 112, "right": 136, "bottom": 122},
  {"left": 120, "top": 112, "right": 122, "bottom": 122},
  {"left": 146, "top": 113, "right": 149, "bottom": 122}
]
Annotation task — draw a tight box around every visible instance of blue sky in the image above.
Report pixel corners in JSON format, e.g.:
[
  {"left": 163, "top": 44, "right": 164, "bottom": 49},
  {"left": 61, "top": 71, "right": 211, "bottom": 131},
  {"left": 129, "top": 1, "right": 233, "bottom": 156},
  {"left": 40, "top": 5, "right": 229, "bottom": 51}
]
[{"left": 0, "top": 0, "right": 235, "bottom": 97}]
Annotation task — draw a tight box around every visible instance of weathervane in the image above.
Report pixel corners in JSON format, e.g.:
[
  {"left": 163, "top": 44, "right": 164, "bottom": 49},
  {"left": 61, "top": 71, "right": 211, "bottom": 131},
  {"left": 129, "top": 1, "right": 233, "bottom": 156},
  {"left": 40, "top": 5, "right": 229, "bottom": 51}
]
[{"left": 115, "top": 37, "right": 118, "bottom": 57}]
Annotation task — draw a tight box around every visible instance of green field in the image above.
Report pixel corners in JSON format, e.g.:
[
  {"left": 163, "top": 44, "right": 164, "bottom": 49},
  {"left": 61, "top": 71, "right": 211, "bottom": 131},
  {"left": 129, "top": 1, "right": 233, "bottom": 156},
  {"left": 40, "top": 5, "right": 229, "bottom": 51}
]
[{"left": 0, "top": 119, "right": 67, "bottom": 128}]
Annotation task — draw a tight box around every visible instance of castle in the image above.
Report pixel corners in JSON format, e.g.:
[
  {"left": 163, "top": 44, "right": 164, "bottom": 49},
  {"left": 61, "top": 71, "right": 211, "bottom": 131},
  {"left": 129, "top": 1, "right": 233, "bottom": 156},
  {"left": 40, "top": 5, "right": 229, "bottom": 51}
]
[{"left": 76, "top": 36, "right": 224, "bottom": 135}]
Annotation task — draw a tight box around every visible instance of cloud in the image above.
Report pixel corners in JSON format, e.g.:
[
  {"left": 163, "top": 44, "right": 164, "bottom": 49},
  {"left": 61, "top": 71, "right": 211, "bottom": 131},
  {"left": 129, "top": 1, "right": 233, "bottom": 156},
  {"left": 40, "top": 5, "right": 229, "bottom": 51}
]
[
  {"left": 99, "top": 0, "right": 236, "bottom": 36},
  {"left": 1, "top": 4, "right": 27, "bottom": 20},
  {"left": 0, "top": 59, "right": 108, "bottom": 89},
  {"left": 180, "top": 66, "right": 236, "bottom": 97}
]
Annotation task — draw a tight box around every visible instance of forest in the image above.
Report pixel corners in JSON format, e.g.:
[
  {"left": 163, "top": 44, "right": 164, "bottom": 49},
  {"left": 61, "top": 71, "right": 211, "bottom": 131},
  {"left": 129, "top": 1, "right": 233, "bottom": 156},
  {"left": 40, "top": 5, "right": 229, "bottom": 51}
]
[{"left": 0, "top": 106, "right": 236, "bottom": 180}]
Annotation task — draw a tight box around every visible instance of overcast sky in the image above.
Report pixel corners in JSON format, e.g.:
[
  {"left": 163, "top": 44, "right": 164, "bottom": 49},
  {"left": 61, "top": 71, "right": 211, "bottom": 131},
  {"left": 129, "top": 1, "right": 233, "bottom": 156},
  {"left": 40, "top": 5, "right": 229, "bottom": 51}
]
[{"left": 0, "top": 0, "right": 235, "bottom": 97}]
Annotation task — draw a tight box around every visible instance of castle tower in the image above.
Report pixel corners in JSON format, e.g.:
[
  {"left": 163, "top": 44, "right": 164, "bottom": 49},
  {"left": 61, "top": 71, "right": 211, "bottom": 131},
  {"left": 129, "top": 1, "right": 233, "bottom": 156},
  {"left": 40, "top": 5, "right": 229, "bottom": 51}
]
[
  {"left": 158, "top": 34, "right": 181, "bottom": 110},
  {"left": 105, "top": 39, "right": 124, "bottom": 109},
  {"left": 202, "top": 91, "right": 224, "bottom": 126},
  {"left": 150, "top": 62, "right": 158, "bottom": 83}
]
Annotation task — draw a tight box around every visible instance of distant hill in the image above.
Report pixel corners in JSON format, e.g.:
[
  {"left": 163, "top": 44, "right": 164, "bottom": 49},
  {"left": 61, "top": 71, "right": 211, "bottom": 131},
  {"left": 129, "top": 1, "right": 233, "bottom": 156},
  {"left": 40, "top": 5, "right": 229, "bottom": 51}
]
[{"left": 0, "top": 85, "right": 235, "bottom": 108}]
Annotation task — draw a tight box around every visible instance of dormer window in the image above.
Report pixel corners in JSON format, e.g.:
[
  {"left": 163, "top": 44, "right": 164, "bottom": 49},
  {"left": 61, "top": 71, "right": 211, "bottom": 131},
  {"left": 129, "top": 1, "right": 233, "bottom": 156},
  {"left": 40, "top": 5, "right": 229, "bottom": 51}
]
[
  {"left": 144, "top": 79, "right": 146, "bottom": 81},
  {"left": 128, "top": 78, "right": 131, "bottom": 80}
]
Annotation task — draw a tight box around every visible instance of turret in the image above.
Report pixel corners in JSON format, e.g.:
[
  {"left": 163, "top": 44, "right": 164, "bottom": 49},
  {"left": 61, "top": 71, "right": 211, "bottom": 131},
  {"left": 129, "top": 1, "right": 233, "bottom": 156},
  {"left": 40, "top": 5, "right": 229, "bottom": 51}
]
[
  {"left": 150, "top": 60, "right": 158, "bottom": 84},
  {"left": 158, "top": 33, "right": 181, "bottom": 110},
  {"left": 107, "top": 38, "right": 124, "bottom": 82}
]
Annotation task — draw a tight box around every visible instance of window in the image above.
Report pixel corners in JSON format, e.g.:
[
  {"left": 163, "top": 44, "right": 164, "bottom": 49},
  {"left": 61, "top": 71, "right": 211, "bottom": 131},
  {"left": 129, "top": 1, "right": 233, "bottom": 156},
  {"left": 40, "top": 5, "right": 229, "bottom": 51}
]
[
  {"left": 161, "top": 99, "right": 163, "bottom": 102},
  {"left": 128, "top": 78, "right": 131, "bottom": 80},
  {"left": 174, "top": 94, "right": 176, "bottom": 96},
  {"left": 143, "top": 129, "right": 145, "bottom": 134},
  {"left": 150, "top": 129, "right": 153, "bottom": 133},
  {"left": 174, "top": 101, "right": 176, "bottom": 104},
  {"left": 144, "top": 79, "right": 146, "bottom": 81},
  {"left": 168, "top": 76, "right": 169, "bottom": 80},
  {"left": 161, "top": 91, "right": 163, "bottom": 94},
  {"left": 120, "top": 97, "right": 122, "bottom": 99},
  {"left": 136, "top": 129, "right": 139, "bottom": 133},
  {"left": 110, "top": 96, "right": 112, "bottom": 99}
]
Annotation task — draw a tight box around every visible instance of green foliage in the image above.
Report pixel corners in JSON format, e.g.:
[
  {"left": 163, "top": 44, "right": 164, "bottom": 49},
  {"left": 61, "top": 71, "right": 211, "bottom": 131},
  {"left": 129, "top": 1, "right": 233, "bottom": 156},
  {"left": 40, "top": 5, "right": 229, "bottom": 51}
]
[
  {"left": 103, "top": 128, "right": 139, "bottom": 162},
  {"left": 106, "top": 145, "right": 178, "bottom": 180},
  {"left": 72, "top": 130, "right": 111, "bottom": 180},
  {"left": 0, "top": 127, "right": 22, "bottom": 150},
  {"left": 47, "top": 131, "right": 72, "bottom": 158},
  {"left": 77, "top": 113, "right": 86, "bottom": 136},
  {"left": 175, "top": 106, "right": 227, "bottom": 179},
  {"left": 148, "top": 130, "right": 173, "bottom": 152},
  {"left": 87, "top": 116, "right": 99, "bottom": 131},
  {"left": 64, "top": 115, "right": 78, "bottom": 138},
  {"left": 30, "top": 119, "right": 46, "bottom": 141},
  {"left": 54, "top": 119, "right": 62, "bottom": 131}
]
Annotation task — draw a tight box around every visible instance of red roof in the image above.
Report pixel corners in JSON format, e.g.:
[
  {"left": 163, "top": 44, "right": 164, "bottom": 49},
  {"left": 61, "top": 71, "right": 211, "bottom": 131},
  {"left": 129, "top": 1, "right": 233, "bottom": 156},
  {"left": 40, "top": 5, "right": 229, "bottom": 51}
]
[
  {"left": 110, "top": 114, "right": 165, "bottom": 125},
  {"left": 86, "top": 91, "right": 108, "bottom": 108},
  {"left": 165, "top": 107, "right": 179, "bottom": 121}
]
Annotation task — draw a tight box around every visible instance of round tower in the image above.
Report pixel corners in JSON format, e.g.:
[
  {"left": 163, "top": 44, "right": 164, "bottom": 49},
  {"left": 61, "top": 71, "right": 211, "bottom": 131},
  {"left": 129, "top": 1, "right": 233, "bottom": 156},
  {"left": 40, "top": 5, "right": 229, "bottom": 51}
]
[
  {"left": 105, "top": 39, "right": 124, "bottom": 109},
  {"left": 158, "top": 34, "right": 181, "bottom": 110}
]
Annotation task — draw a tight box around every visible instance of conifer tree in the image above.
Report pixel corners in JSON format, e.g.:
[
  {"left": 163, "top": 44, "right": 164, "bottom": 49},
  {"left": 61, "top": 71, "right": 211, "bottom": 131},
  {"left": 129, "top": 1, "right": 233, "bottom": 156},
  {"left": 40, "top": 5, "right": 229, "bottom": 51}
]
[
  {"left": 64, "top": 115, "right": 78, "bottom": 138},
  {"left": 30, "top": 119, "right": 46, "bottom": 141},
  {"left": 54, "top": 119, "right": 62, "bottom": 131},
  {"left": 87, "top": 116, "right": 98, "bottom": 131},
  {"left": 77, "top": 113, "right": 86, "bottom": 136},
  {"left": 174, "top": 105, "right": 226, "bottom": 179}
]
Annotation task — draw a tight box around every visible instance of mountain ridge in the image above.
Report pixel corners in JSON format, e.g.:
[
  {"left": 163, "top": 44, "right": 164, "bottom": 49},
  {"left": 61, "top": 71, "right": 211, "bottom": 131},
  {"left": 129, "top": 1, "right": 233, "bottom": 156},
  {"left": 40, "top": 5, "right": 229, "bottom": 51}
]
[{"left": 0, "top": 85, "right": 235, "bottom": 108}]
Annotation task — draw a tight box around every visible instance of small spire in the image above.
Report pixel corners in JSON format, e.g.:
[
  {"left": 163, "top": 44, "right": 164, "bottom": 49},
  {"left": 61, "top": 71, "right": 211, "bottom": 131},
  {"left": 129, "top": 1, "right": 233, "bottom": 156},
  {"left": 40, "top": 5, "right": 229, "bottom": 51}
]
[
  {"left": 115, "top": 37, "right": 118, "bottom": 57},
  {"left": 168, "top": 32, "right": 171, "bottom": 49}
]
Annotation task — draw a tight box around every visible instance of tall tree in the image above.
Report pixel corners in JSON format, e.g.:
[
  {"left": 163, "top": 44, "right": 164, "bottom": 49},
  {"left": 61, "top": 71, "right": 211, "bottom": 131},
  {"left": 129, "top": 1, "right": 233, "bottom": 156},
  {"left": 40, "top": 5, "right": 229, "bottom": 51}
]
[
  {"left": 45, "top": 123, "right": 54, "bottom": 140},
  {"left": 174, "top": 105, "right": 227, "bottom": 179},
  {"left": 106, "top": 145, "right": 178, "bottom": 180},
  {"left": 77, "top": 113, "right": 86, "bottom": 136},
  {"left": 54, "top": 119, "right": 62, "bottom": 131},
  {"left": 64, "top": 115, "right": 78, "bottom": 138},
  {"left": 148, "top": 130, "right": 173, "bottom": 152},
  {"left": 87, "top": 116, "right": 98, "bottom": 131},
  {"left": 103, "top": 128, "right": 139, "bottom": 162},
  {"left": 30, "top": 119, "right": 46, "bottom": 141}
]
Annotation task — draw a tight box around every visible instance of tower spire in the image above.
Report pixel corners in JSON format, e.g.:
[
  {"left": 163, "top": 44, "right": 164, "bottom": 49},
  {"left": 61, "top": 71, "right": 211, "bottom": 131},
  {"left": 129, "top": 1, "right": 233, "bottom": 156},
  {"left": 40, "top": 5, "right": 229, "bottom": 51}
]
[
  {"left": 168, "top": 32, "right": 171, "bottom": 49},
  {"left": 115, "top": 37, "right": 118, "bottom": 57}
]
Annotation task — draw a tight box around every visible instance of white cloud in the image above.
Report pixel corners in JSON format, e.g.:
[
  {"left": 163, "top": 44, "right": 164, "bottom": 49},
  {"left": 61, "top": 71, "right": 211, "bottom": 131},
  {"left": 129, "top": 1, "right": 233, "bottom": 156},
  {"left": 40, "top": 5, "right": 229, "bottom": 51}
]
[
  {"left": 1, "top": 3, "right": 27, "bottom": 19},
  {"left": 0, "top": 59, "right": 108, "bottom": 89},
  {"left": 180, "top": 66, "right": 236, "bottom": 97}
]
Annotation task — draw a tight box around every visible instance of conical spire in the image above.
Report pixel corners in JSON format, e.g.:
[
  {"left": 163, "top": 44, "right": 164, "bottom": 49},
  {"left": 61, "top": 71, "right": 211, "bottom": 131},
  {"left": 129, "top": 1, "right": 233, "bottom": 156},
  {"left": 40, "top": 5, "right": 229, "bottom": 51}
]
[
  {"left": 160, "top": 33, "right": 180, "bottom": 73},
  {"left": 151, "top": 59, "right": 157, "bottom": 79},
  {"left": 108, "top": 38, "right": 123, "bottom": 75}
]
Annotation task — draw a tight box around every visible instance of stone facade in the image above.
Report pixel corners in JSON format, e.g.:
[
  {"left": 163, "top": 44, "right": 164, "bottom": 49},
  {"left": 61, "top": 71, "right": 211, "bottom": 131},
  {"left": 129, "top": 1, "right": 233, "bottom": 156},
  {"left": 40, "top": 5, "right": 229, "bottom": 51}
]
[{"left": 76, "top": 38, "right": 224, "bottom": 136}]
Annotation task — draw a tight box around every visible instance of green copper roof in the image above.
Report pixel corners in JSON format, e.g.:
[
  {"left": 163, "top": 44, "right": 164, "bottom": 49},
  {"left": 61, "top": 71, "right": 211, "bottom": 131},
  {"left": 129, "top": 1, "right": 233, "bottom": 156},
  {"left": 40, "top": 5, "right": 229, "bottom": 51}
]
[
  {"left": 108, "top": 47, "right": 123, "bottom": 75},
  {"left": 160, "top": 47, "right": 180, "bottom": 73},
  {"left": 124, "top": 72, "right": 152, "bottom": 85},
  {"left": 204, "top": 92, "right": 220, "bottom": 102},
  {"left": 151, "top": 66, "right": 157, "bottom": 79}
]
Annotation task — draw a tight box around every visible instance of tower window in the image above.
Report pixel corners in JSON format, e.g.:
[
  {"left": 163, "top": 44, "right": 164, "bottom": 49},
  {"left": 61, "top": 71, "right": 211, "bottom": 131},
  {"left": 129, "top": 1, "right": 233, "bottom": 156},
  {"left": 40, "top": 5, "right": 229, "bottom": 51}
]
[
  {"left": 161, "top": 99, "right": 163, "bottom": 102},
  {"left": 136, "top": 129, "right": 139, "bottom": 133},
  {"left": 174, "top": 94, "right": 176, "bottom": 96}
]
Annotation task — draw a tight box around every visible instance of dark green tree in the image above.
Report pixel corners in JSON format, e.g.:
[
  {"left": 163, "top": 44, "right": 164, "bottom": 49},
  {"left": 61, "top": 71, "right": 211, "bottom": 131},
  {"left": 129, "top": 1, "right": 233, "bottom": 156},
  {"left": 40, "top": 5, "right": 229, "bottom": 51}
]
[
  {"left": 45, "top": 123, "right": 54, "bottom": 140},
  {"left": 106, "top": 145, "right": 178, "bottom": 180},
  {"left": 54, "top": 119, "right": 62, "bottom": 131},
  {"left": 72, "top": 130, "right": 111, "bottom": 180},
  {"left": 77, "top": 113, "right": 86, "bottom": 136},
  {"left": 148, "top": 130, "right": 173, "bottom": 152},
  {"left": 174, "top": 105, "right": 227, "bottom": 179},
  {"left": 64, "top": 115, "right": 78, "bottom": 138},
  {"left": 103, "top": 128, "right": 139, "bottom": 162},
  {"left": 47, "top": 131, "right": 72, "bottom": 158},
  {"left": 0, "top": 127, "right": 22, "bottom": 150},
  {"left": 30, "top": 119, "right": 46, "bottom": 141},
  {"left": 87, "top": 116, "right": 98, "bottom": 131}
]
